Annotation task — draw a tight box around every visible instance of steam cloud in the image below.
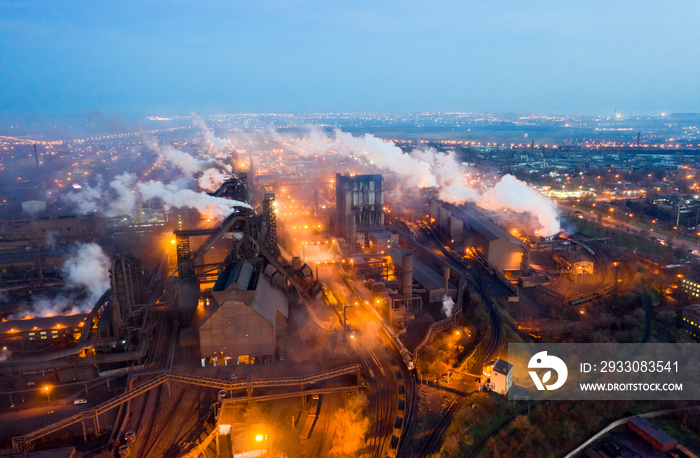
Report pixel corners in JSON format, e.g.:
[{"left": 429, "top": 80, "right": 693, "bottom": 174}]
[
  {"left": 155, "top": 143, "right": 229, "bottom": 175},
  {"left": 299, "top": 128, "right": 559, "bottom": 235},
  {"left": 0, "top": 348, "right": 11, "bottom": 362},
  {"left": 198, "top": 168, "right": 231, "bottom": 193},
  {"left": 13, "top": 243, "right": 111, "bottom": 319},
  {"left": 65, "top": 172, "right": 138, "bottom": 218},
  {"left": 480, "top": 174, "right": 560, "bottom": 236},
  {"left": 66, "top": 122, "right": 559, "bottom": 235},
  {"left": 137, "top": 181, "right": 250, "bottom": 218},
  {"left": 442, "top": 295, "right": 455, "bottom": 318},
  {"left": 145, "top": 125, "right": 232, "bottom": 193},
  {"left": 191, "top": 113, "right": 232, "bottom": 151}
]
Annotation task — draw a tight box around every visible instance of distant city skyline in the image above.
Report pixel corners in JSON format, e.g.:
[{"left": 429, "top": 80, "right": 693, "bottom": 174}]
[{"left": 1, "top": 1, "right": 699, "bottom": 119}]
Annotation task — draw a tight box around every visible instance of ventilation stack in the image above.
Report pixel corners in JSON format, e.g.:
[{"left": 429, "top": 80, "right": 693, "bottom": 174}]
[
  {"left": 444, "top": 266, "right": 450, "bottom": 297},
  {"left": 401, "top": 253, "right": 413, "bottom": 297}
]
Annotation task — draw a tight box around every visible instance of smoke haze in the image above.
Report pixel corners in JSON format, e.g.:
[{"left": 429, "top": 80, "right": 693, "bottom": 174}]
[
  {"left": 292, "top": 128, "right": 559, "bottom": 235},
  {"left": 12, "top": 243, "right": 111, "bottom": 319}
]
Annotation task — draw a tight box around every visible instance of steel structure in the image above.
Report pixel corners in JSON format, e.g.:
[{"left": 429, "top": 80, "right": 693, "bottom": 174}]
[
  {"left": 263, "top": 193, "right": 278, "bottom": 256},
  {"left": 1, "top": 364, "right": 362, "bottom": 454}
]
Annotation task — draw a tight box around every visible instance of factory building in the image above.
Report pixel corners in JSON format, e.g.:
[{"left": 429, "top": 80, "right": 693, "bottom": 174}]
[
  {"left": 335, "top": 173, "right": 384, "bottom": 247},
  {"left": 0, "top": 314, "right": 90, "bottom": 350},
  {"left": 680, "top": 276, "right": 700, "bottom": 299},
  {"left": 460, "top": 206, "right": 527, "bottom": 275},
  {"left": 0, "top": 215, "right": 107, "bottom": 248},
  {"left": 0, "top": 215, "right": 107, "bottom": 287},
  {"left": 428, "top": 202, "right": 526, "bottom": 276},
  {"left": 387, "top": 247, "right": 456, "bottom": 304},
  {"left": 368, "top": 231, "right": 398, "bottom": 254},
  {"left": 490, "top": 359, "right": 513, "bottom": 397},
  {"left": 553, "top": 252, "right": 594, "bottom": 275},
  {"left": 682, "top": 304, "right": 700, "bottom": 340},
  {"left": 198, "top": 259, "right": 288, "bottom": 361},
  {"left": 429, "top": 200, "right": 528, "bottom": 275}
]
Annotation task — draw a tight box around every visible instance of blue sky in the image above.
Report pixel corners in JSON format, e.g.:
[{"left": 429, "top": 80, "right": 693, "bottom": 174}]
[{"left": 1, "top": 0, "right": 698, "bottom": 118}]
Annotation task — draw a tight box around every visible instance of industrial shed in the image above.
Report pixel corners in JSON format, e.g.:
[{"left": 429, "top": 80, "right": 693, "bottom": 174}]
[
  {"left": 198, "top": 259, "right": 288, "bottom": 360},
  {"left": 628, "top": 416, "right": 678, "bottom": 452},
  {"left": 0, "top": 314, "right": 89, "bottom": 349},
  {"left": 387, "top": 247, "right": 456, "bottom": 303},
  {"left": 458, "top": 205, "right": 527, "bottom": 275}
]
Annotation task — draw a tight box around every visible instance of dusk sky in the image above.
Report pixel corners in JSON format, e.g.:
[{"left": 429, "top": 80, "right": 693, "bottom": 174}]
[{"left": 1, "top": 0, "right": 699, "bottom": 118}]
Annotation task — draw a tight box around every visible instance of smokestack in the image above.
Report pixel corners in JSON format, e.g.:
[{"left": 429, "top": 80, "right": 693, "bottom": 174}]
[
  {"left": 637, "top": 132, "right": 641, "bottom": 147},
  {"left": 444, "top": 266, "right": 450, "bottom": 297},
  {"left": 33, "top": 144, "right": 40, "bottom": 168},
  {"left": 248, "top": 151, "right": 255, "bottom": 188},
  {"left": 314, "top": 190, "right": 319, "bottom": 217},
  {"left": 401, "top": 253, "right": 413, "bottom": 297}
]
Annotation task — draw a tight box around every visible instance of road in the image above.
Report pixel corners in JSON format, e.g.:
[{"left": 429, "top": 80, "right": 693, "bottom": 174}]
[{"left": 559, "top": 203, "right": 700, "bottom": 254}]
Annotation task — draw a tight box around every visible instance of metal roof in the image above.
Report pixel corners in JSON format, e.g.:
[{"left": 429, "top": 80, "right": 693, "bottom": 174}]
[
  {"left": 204, "top": 269, "right": 288, "bottom": 328},
  {"left": 493, "top": 358, "right": 513, "bottom": 376},
  {"left": 629, "top": 416, "right": 677, "bottom": 446},
  {"left": 457, "top": 206, "right": 524, "bottom": 246},
  {"left": 213, "top": 259, "right": 255, "bottom": 292}
]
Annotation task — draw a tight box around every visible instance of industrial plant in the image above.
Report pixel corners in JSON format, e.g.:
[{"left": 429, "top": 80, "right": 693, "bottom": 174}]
[{"left": 0, "top": 113, "right": 699, "bottom": 458}]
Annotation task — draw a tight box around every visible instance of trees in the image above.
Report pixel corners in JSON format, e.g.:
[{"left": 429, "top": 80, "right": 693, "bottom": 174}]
[{"left": 330, "top": 393, "right": 370, "bottom": 457}]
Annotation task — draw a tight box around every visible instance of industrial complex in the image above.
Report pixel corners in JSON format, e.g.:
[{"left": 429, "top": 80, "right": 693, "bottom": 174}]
[{"left": 0, "top": 116, "right": 699, "bottom": 458}]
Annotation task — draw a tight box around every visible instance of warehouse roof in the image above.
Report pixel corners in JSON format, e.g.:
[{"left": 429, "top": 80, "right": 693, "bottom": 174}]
[
  {"left": 213, "top": 259, "right": 255, "bottom": 292},
  {"left": 493, "top": 359, "right": 513, "bottom": 376},
  {"left": 457, "top": 206, "right": 524, "bottom": 246},
  {"left": 204, "top": 261, "right": 288, "bottom": 328},
  {"left": 629, "top": 416, "right": 677, "bottom": 447}
]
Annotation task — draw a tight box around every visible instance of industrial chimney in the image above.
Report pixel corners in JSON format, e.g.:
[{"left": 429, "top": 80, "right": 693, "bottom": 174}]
[{"left": 401, "top": 253, "right": 413, "bottom": 297}]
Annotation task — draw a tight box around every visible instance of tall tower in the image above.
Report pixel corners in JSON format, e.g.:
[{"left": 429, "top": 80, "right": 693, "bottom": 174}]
[
  {"left": 335, "top": 173, "right": 384, "bottom": 246},
  {"left": 33, "top": 144, "right": 40, "bottom": 168},
  {"left": 263, "top": 193, "right": 278, "bottom": 256},
  {"left": 248, "top": 151, "right": 255, "bottom": 190}
]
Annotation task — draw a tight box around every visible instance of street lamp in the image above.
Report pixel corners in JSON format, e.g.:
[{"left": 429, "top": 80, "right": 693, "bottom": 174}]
[
  {"left": 43, "top": 385, "right": 51, "bottom": 402},
  {"left": 255, "top": 433, "right": 268, "bottom": 454}
]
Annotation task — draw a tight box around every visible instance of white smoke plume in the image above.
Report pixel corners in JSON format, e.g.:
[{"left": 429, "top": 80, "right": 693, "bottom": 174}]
[
  {"left": 106, "top": 173, "right": 138, "bottom": 217},
  {"left": 64, "top": 173, "right": 139, "bottom": 217},
  {"left": 480, "top": 174, "right": 560, "bottom": 236},
  {"left": 442, "top": 295, "right": 455, "bottom": 318},
  {"left": 0, "top": 348, "right": 11, "bottom": 362},
  {"left": 156, "top": 144, "right": 230, "bottom": 175},
  {"left": 199, "top": 168, "right": 230, "bottom": 193},
  {"left": 191, "top": 113, "right": 232, "bottom": 151},
  {"left": 297, "top": 128, "right": 559, "bottom": 235},
  {"left": 144, "top": 132, "right": 232, "bottom": 192},
  {"left": 64, "top": 176, "right": 105, "bottom": 214},
  {"left": 137, "top": 181, "right": 250, "bottom": 218},
  {"left": 62, "top": 242, "right": 111, "bottom": 304},
  {"left": 12, "top": 243, "right": 111, "bottom": 319}
]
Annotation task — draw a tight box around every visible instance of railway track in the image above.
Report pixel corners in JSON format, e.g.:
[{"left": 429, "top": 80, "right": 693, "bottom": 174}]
[{"left": 416, "top": 395, "right": 463, "bottom": 458}]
